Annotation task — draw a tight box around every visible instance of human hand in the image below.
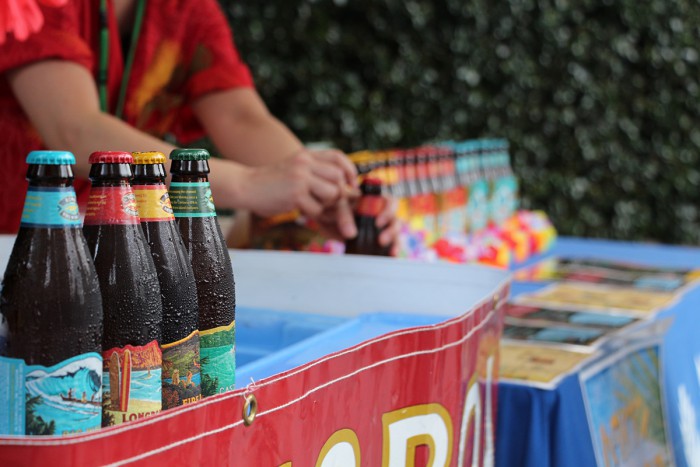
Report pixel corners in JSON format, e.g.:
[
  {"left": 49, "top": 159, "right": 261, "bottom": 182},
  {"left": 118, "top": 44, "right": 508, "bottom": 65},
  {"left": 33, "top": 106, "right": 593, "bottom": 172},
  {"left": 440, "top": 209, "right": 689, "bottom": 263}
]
[
  {"left": 316, "top": 194, "right": 398, "bottom": 248},
  {"left": 0, "top": 0, "right": 68, "bottom": 44},
  {"left": 244, "top": 148, "right": 360, "bottom": 238},
  {"left": 375, "top": 196, "right": 399, "bottom": 248}
]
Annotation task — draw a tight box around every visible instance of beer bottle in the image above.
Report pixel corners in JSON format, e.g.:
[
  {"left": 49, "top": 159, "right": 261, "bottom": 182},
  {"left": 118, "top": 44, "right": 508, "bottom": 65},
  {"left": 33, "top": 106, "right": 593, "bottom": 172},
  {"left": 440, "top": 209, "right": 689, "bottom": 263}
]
[
  {"left": 131, "top": 151, "right": 202, "bottom": 409},
  {"left": 345, "top": 177, "right": 392, "bottom": 256},
  {"left": 82, "top": 151, "right": 163, "bottom": 426},
  {"left": 169, "top": 149, "right": 236, "bottom": 397},
  {"left": 0, "top": 150, "right": 103, "bottom": 436}
]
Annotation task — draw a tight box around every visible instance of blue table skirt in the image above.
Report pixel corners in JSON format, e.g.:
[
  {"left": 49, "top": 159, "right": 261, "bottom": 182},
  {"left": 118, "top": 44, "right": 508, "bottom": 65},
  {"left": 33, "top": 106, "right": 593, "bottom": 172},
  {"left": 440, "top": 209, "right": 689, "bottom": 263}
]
[{"left": 497, "top": 237, "right": 700, "bottom": 467}]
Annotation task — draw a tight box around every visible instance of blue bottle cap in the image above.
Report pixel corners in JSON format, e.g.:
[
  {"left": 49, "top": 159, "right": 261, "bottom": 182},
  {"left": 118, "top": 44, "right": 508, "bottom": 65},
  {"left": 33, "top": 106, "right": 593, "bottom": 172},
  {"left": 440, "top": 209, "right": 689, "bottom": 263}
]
[{"left": 26, "top": 150, "right": 76, "bottom": 165}]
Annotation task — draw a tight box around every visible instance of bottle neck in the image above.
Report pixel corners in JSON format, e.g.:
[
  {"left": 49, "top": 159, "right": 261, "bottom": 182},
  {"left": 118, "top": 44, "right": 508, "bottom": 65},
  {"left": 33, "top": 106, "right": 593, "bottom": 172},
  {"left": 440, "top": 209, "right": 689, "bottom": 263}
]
[
  {"left": 26, "top": 164, "right": 74, "bottom": 188},
  {"left": 89, "top": 163, "right": 133, "bottom": 186},
  {"left": 361, "top": 183, "right": 382, "bottom": 197},
  {"left": 22, "top": 165, "right": 81, "bottom": 228},
  {"left": 170, "top": 160, "right": 210, "bottom": 183},
  {"left": 132, "top": 164, "right": 167, "bottom": 185}
]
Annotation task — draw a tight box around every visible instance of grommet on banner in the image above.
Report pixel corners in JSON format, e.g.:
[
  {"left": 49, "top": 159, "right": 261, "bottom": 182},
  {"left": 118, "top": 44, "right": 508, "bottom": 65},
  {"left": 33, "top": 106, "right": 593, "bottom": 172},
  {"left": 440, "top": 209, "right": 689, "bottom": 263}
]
[{"left": 242, "top": 394, "right": 258, "bottom": 426}]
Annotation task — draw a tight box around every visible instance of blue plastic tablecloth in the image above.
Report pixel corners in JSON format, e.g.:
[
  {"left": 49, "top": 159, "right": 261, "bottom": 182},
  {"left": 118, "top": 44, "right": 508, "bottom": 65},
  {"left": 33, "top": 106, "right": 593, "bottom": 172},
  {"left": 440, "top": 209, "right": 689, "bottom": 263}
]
[{"left": 497, "top": 237, "right": 700, "bottom": 467}]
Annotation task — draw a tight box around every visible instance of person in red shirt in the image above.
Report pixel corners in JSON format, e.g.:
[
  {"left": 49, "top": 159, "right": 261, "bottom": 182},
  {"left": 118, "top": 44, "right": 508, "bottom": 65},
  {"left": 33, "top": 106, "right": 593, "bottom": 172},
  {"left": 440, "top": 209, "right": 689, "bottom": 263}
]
[{"left": 0, "top": 0, "right": 396, "bottom": 246}]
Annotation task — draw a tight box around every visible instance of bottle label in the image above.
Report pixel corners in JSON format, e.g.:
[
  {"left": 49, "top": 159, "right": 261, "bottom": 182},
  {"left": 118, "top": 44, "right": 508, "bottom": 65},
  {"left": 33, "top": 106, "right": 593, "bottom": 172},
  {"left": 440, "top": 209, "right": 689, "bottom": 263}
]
[
  {"left": 0, "top": 352, "right": 103, "bottom": 436},
  {"left": 84, "top": 186, "right": 140, "bottom": 225},
  {"left": 169, "top": 182, "right": 217, "bottom": 218},
  {"left": 199, "top": 320, "right": 235, "bottom": 397},
  {"left": 356, "top": 195, "right": 385, "bottom": 217},
  {"left": 467, "top": 179, "right": 489, "bottom": 232},
  {"left": 102, "top": 340, "right": 162, "bottom": 426},
  {"left": 20, "top": 187, "right": 81, "bottom": 228},
  {"left": 490, "top": 176, "right": 518, "bottom": 226},
  {"left": 132, "top": 185, "right": 175, "bottom": 222},
  {"left": 161, "top": 330, "right": 202, "bottom": 409}
]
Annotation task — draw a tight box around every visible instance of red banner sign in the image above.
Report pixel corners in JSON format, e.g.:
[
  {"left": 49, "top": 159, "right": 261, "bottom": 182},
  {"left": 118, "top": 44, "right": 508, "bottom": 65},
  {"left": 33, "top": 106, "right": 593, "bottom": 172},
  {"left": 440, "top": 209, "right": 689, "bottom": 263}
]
[{"left": 0, "top": 284, "right": 506, "bottom": 466}]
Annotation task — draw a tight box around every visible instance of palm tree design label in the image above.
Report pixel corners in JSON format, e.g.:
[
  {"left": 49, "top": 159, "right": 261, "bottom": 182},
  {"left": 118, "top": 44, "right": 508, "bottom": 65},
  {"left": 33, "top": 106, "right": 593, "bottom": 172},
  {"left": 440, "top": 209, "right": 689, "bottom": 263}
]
[
  {"left": 199, "top": 320, "right": 235, "bottom": 397},
  {"left": 102, "top": 340, "right": 162, "bottom": 427},
  {"left": 0, "top": 353, "right": 102, "bottom": 435}
]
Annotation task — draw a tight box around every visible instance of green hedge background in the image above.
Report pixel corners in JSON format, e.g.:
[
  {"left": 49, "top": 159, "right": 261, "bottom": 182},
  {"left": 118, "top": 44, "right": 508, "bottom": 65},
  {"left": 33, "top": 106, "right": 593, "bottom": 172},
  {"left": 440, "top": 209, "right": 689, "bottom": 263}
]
[{"left": 221, "top": 0, "right": 700, "bottom": 245}]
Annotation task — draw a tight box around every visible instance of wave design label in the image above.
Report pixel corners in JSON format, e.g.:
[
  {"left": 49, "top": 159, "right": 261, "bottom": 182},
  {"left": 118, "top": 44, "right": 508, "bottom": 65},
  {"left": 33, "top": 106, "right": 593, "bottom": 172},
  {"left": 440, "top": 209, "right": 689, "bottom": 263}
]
[{"left": 0, "top": 352, "right": 103, "bottom": 435}]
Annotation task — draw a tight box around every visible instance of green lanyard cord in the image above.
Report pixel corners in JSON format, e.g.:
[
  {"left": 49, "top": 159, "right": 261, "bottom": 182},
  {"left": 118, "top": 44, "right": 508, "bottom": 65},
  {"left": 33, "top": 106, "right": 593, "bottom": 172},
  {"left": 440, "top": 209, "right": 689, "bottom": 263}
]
[
  {"left": 98, "top": 0, "right": 147, "bottom": 119},
  {"left": 98, "top": 0, "right": 109, "bottom": 112}
]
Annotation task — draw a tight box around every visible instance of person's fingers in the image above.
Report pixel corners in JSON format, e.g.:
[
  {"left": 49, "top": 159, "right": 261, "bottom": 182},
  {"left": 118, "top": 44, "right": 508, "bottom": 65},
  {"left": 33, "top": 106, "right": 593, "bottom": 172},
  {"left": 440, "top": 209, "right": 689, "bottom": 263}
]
[
  {"left": 334, "top": 196, "right": 357, "bottom": 239},
  {"left": 309, "top": 177, "right": 341, "bottom": 206},
  {"left": 378, "top": 218, "right": 399, "bottom": 247},
  {"left": 309, "top": 149, "right": 358, "bottom": 186},
  {"left": 296, "top": 193, "right": 324, "bottom": 219},
  {"left": 375, "top": 197, "right": 396, "bottom": 229},
  {"left": 308, "top": 159, "right": 345, "bottom": 186}
]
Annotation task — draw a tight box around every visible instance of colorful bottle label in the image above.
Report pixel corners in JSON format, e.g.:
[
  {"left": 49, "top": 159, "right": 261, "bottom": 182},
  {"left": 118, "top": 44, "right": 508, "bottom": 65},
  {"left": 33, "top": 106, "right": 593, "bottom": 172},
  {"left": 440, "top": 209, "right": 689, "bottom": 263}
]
[
  {"left": 21, "top": 187, "right": 81, "bottom": 228},
  {"left": 169, "top": 182, "right": 216, "bottom": 218},
  {"left": 444, "top": 188, "right": 467, "bottom": 236},
  {"left": 356, "top": 195, "right": 385, "bottom": 217},
  {"left": 132, "top": 185, "right": 175, "bottom": 222},
  {"left": 84, "top": 186, "right": 140, "bottom": 225},
  {"left": 199, "top": 320, "right": 235, "bottom": 397},
  {"left": 490, "top": 176, "right": 518, "bottom": 226},
  {"left": 0, "top": 352, "right": 102, "bottom": 436},
  {"left": 467, "top": 179, "right": 490, "bottom": 232},
  {"left": 161, "top": 330, "right": 202, "bottom": 409},
  {"left": 102, "top": 340, "right": 162, "bottom": 426}
]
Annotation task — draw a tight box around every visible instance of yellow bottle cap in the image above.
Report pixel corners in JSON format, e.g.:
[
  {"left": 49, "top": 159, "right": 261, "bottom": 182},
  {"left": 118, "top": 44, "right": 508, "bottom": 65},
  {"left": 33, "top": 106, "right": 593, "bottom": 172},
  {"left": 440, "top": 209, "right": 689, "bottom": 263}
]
[{"left": 132, "top": 151, "right": 167, "bottom": 165}]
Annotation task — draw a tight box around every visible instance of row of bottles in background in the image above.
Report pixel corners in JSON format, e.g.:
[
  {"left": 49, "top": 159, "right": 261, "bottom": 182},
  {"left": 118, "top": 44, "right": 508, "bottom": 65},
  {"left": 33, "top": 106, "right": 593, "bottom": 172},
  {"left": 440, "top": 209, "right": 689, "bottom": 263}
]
[
  {"left": 0, "top": 149, "right": 236, "bottom": 436},
  {"left": 349, "top": 139, "right": 518, "bottom": 252}
]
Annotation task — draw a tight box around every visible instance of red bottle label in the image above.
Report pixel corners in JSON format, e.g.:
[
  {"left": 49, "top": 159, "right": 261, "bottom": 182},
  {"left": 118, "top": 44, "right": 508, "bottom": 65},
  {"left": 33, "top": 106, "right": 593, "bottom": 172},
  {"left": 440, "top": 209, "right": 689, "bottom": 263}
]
[
  {"left": 356, "top": 195, "right": 385, "bottom": 217},
  {"left": 84, "top": 186, "right": 140, "bottom": 225}
]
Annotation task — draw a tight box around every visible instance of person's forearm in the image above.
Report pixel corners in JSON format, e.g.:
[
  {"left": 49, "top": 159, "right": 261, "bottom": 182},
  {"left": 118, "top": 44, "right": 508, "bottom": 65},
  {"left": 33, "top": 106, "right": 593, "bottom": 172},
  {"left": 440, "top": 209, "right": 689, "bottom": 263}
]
[
  {"left": 8, "top": 61, "right": 259, "bottom": 212},
  {"left": 49, "top": 111, "right": 176, "bottom": 179},
  {"left": 193, "top": 89, "right": 304, "bottom": 166},
  {"left": 49, "top": 111, "right": 256, "bottom": 212},
  {"left": 212, "top": 112, "right": 303, "bottom": 166}
]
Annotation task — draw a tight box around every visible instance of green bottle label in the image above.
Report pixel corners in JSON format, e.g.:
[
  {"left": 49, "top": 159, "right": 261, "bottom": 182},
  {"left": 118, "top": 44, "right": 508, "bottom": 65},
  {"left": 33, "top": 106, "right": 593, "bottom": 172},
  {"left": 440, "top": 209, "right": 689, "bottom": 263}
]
[
  {"left": 169, "top": 182, "right": 216, "bottom": 218},
  {"left": 200, "top": 320, "right": 235, "bottom": 397}
]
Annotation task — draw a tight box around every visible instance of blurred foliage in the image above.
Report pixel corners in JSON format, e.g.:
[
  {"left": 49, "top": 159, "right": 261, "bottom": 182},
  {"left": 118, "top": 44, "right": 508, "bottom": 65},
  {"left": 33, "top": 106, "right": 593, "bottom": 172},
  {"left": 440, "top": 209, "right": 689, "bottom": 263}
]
[{"left": 220, "top": 0, "right": 700, "bottom": 244}]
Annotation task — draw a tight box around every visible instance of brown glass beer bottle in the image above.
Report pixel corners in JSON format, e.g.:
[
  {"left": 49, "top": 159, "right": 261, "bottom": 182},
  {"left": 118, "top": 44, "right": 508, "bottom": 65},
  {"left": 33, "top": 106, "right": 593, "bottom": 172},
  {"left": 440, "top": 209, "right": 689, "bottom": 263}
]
[
  {"left": 345, "top": 177, "right": 392, "bottom": 256},
  {"left": 82, "top": 151, "right": 163, "bottom": 427},
  {"left": 169, "top": 148, "right": 236, "bottom": 397},
  {"left": 0, "top": 150, "right": 103, "bottom": 436},
  {"left": 132, "top": 151, "right": 202, "bottom": 409}
]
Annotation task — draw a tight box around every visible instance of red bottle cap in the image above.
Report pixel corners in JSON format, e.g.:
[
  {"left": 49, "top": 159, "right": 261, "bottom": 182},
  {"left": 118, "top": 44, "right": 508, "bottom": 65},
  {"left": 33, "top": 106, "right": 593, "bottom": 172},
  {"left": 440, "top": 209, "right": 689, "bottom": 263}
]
[
  {"left": 363, "top": 177, "right": 383, "bottom": 186},
  {"left": 88, "top": 151, "right": 133, "bottom": 164}
]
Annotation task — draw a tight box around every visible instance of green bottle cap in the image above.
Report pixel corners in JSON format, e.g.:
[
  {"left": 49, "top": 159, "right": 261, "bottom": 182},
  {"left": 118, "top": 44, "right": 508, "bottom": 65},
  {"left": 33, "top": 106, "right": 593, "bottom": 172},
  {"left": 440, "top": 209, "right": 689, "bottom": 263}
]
[
  {"left": 170, "top": 148, "right": 211, "bottom": 161},
  {"left": 26, "top": 150, "right": 76, "bottom": 165}
]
